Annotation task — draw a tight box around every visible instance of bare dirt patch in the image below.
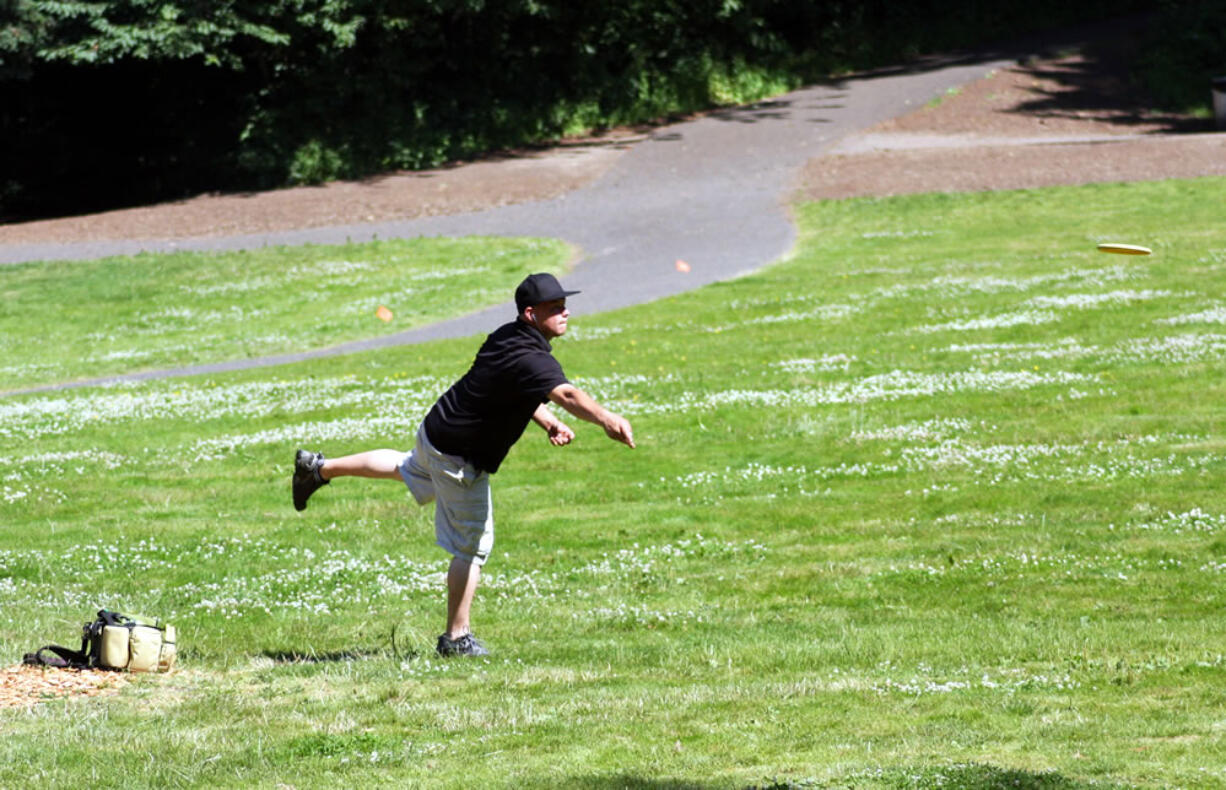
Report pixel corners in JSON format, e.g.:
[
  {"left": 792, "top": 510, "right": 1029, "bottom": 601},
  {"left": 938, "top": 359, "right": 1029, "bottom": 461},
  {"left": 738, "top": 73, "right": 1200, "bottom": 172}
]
[
  {"left": 800, "top": 133, "right": 1226, "bottom": 200},
  {"left": 1, "top": 663, "right": 129, "bottom": 708}
]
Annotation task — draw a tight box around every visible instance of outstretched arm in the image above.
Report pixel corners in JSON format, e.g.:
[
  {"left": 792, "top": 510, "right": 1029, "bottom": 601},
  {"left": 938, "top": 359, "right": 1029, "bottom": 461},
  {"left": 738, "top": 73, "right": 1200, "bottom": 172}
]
[
  {"left": 532, "top": 402, "right": 575, "bottom": 446},
  {"left": 547, "top": 383, "right": 636, "bottom": 449}
]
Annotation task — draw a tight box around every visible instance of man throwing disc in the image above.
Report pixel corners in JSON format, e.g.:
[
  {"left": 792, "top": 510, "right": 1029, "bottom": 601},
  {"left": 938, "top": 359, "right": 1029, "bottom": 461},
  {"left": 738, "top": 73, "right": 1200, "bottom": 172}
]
[{"left": 291, "top": 273, "right": 635, "bottom": 657}]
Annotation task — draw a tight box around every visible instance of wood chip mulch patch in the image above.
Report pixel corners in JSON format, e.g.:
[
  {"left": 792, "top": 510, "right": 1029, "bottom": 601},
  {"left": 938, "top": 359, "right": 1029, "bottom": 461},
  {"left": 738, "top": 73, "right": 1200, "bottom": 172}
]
[{"left": 0, "top": 663, "right": 129, "bottom": 708}]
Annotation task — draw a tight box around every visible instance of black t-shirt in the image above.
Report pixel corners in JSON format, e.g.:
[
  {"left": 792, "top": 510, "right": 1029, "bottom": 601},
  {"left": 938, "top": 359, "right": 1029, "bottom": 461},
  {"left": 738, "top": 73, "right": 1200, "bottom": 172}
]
[{"left": 423, "top": 318, "right": 569, "bottom": 474}]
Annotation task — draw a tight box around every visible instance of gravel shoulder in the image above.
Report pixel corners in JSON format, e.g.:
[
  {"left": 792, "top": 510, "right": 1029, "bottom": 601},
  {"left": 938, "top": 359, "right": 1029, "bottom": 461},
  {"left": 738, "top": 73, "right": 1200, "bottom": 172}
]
[{"left": 0, "top": 133, "right": 639, "bottom": 245}]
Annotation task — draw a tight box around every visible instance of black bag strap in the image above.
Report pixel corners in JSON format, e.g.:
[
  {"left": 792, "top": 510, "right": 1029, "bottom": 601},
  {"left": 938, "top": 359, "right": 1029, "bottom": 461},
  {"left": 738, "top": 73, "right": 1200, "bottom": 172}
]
[
  {"left": 22, "top": 644, "right": 91, "bottom": 669},
  {"left": 23, "top": 612, "right": 106, "bottom": 668}
]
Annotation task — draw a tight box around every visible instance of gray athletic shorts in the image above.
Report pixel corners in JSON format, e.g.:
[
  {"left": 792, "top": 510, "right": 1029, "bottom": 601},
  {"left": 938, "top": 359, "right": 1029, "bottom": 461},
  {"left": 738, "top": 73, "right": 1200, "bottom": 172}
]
[{"left": 398, "top": 423, "right": 493, "bottom": 566}]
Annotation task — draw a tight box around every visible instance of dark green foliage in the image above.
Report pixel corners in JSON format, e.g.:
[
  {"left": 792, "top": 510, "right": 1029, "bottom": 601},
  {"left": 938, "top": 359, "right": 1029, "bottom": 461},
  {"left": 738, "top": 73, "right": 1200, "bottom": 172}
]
[
  {"left": 1135, "top": 0, "right": 1226, "bottom": 114},
  {"left": 4, "top": 58, "right": 255, "bottom": 212},
  {"left": 13, "top": 0, "right": 288, "bottom": 66},
  {"left": 1, "top": 1, "right": 1167, "bottom": 219}
]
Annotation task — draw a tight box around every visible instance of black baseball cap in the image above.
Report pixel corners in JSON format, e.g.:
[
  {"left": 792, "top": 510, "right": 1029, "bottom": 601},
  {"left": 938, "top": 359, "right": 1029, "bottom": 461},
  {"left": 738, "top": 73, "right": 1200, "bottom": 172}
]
[{"left": 515, "top": 273, "right": 580, "bottom": 312}]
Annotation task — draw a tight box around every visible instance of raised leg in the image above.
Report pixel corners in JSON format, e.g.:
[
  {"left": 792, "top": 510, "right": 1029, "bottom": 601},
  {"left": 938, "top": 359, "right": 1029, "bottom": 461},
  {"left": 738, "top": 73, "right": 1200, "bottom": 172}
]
[{"left": 320, "top": 450, "right": 405, "bottom": 481}]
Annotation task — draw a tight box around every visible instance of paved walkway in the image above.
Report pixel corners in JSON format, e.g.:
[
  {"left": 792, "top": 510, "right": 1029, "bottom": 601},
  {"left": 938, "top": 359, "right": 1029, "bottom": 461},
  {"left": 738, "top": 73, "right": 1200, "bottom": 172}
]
[{"left": 4, "top": 53, "right": 1021, "bottom": 390}]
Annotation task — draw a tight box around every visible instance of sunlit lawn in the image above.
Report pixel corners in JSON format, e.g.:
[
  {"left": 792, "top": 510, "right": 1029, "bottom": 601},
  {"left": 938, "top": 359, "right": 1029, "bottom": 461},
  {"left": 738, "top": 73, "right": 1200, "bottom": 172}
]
[
  {"left": 1, "top": 178, "right": 1225, "bottom": 788},
  {"left": 0, "top": 236, "right": 571, "bottom": 391}
]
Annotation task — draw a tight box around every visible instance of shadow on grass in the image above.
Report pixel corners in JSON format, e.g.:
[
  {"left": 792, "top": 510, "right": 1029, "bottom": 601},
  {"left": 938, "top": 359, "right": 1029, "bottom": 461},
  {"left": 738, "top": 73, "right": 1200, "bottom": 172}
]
[
  {"left": 263, "top": 623, "right": 429, "bottom": 664},
  {"left": 539, "top": 764, "right": 1117, "bottom": 790},
  {"left": 262, "top": 648, "right": 382, "bottom": 664},
  {"left": 522, "top": 778, "right": 717, "bottom": 790},
  {"left": 756, "top": 763, "right": 1118, "bottom": 790},
  {"left": 872, "top": 762, "right": 1115, "bottom": 789}
]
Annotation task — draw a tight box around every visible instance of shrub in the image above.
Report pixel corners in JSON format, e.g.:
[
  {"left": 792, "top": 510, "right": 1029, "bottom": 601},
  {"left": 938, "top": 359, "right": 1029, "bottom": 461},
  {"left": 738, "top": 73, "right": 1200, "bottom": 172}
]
[
  {"left": 288, "top": 140, "right": 347, "bottom": 186},
  {"left": 1135, "top": 0, "right": 1226, "bottom": 115}
]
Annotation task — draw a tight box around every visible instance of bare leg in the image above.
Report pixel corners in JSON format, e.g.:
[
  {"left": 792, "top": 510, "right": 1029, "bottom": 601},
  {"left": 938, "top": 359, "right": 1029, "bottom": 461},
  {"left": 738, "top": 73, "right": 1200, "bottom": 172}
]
[
  {"left": 446, "top": 556, "right": 481, "bottom": 637},
  {"left": 320, "top": 450, "right": 405, "bottom": 481}
]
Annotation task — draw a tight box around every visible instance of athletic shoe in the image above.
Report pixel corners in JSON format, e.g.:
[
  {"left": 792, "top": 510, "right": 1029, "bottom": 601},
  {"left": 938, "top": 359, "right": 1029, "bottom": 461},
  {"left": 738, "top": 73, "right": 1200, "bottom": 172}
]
[
  {"left": 436, "top": 632, "right": 490, "bottom": 657},
  {"left": 292, "top": 450, "right": 328, "bottom": 511}
]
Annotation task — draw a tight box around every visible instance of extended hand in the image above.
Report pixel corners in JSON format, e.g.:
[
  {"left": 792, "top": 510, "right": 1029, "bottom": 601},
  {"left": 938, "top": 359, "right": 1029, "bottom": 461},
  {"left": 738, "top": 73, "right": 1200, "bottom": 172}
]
[
  {"left": 604, "top": 414, "right": 636, "bottom": 449},
  {"left": 546, "top": 383, "right": 636, "bottom": 449},
  {"left": 548, "top": 421, "right": 575, "bottom": 446}
]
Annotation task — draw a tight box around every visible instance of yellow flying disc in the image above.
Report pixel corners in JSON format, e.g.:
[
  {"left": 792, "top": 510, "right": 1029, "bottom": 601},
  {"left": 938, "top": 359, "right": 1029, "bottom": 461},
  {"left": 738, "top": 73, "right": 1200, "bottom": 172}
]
[{"left": 1097, "top": 243, "right": 1152, "bottom": 255}]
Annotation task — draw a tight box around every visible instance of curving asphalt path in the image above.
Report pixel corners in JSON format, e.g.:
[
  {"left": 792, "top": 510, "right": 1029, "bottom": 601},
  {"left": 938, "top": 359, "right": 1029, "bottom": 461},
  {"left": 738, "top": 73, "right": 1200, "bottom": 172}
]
[{"left": 4, "top": 51, "right": 1026, "bottom": 392}]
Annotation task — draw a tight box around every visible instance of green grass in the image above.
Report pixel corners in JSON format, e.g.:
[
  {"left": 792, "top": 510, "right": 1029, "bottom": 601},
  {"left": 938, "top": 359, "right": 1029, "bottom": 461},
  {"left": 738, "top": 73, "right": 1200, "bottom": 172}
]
[
  {"left": 0, "top": 236, "right": 572, "bottom": 391},
  {"left": 3, "top": 177, "right": 1226, "bottom": 787},
  {"left": 925, "top": 85, "right": 963, "bottom": 109}
]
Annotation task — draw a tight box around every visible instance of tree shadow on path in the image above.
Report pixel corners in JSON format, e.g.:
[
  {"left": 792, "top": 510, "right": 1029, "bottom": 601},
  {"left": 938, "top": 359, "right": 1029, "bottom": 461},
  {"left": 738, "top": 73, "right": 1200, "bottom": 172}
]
[{"left": 703, "top": 13, "right": 1207, "bottom": 134}]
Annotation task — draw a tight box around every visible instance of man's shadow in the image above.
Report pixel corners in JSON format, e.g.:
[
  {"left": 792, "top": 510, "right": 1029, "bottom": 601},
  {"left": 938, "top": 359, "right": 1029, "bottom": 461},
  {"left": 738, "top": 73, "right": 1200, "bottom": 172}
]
[
  {"left": 262, "top": 624, "right": 425, "bottom": 663},
  {"left": 263, "top": 648, "right": 387, "bottom": 663}
]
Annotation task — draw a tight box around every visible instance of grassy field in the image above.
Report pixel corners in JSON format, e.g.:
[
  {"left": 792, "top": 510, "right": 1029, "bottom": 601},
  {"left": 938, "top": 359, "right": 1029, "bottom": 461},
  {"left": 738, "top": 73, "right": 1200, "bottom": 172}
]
[
  {"left": 0, "top": 235, "right": 571, "bottom": 392},
  {"left": 2, "top": 178, "right": 1225, "bottom": 788}
]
